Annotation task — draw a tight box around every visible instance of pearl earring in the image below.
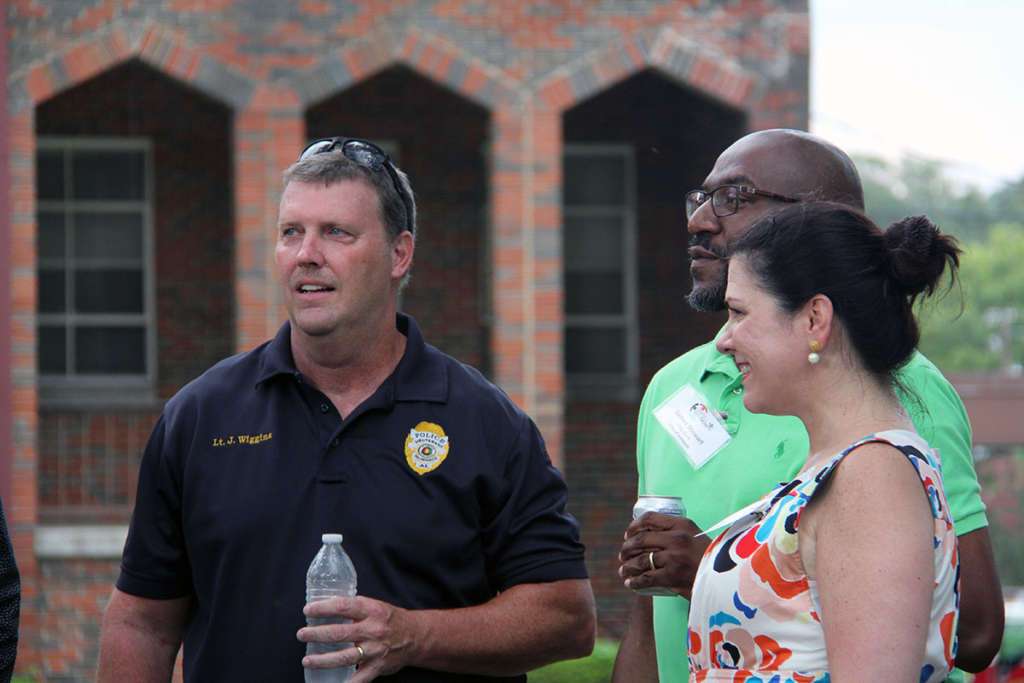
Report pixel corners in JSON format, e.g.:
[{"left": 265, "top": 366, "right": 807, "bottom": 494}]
[{"left": 808, "top": 340, "right": 822, "bottom": 365}]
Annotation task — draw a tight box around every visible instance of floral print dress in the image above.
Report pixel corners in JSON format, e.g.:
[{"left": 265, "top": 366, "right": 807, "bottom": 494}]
[{"left": 687, "top": 430, "right": 959, "bottom": 683}]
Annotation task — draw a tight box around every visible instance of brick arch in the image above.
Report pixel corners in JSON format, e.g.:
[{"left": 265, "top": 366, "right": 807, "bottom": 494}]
[
  {"left": 292, "top": 25, "right": 518, "bottom": 111},
  {"left": 537, "top": 26, "right": 757, "bottom": 115},
  {"left": 13, "top": 19, "right": 254, "bottom": 112}
]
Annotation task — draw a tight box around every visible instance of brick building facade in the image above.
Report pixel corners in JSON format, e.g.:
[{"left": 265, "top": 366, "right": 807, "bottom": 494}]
[{"left": 4, "top": 2, "right": 809, "bottom": 679}]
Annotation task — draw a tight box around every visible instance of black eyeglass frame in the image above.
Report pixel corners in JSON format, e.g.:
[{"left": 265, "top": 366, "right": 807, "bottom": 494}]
[
  {"left": 298, "top": 136, "right": 415, "bottom": 235},
  {"left": 685, "top": 184, "right": 801, "bottom": 220}
]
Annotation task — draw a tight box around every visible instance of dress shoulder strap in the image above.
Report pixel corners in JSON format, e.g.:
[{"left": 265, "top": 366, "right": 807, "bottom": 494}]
[{"left": 808, "top": 430, "right": 948, "bottom": 522}]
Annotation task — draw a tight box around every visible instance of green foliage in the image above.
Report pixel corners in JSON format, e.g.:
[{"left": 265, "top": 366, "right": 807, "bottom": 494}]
[
  {"left": 917, "top": 223, "right": 1024, "bottom": 374},
  {"left": 855, "top": 153, "right": 1024, "bottom": 374},
  {"left": 856, "top": 154, "right": 1024, "bottom": 244},
  {"left": 1004, "top": 622, "right": 1024, "bottom": 664},
  {"left": 528, "top": 639, "right": 618, "bottom": 683},
  {"left": 992, "top": 177, "right": 1024, "bottom": 225}
]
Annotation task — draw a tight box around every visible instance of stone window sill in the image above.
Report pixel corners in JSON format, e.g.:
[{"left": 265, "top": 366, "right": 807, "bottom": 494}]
[{"left": 34, "top": 525, "right": 128, "bottom": 559}]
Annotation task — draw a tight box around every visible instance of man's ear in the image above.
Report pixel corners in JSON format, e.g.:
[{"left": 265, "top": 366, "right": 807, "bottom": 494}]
[{"left": 391, "top": 231, "right": 415, "bottom": 281}]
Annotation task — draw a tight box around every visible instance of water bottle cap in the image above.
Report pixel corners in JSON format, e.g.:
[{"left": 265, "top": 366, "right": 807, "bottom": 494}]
[{"left": 322, "top": 533, "right": 343, "bottom": 544}]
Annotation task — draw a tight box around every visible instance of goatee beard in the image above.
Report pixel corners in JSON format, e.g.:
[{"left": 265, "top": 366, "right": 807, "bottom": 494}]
[
  {"left": 686, "top": 234, "right": 728, "bottom": 312},
  {"left": 687, "top": 280, "right": 727, "bottom": 312}
]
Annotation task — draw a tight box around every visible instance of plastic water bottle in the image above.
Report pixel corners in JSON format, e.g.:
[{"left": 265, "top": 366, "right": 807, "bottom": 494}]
[{"left": 305, "top": 533, "right": 358, "bottom": 683}]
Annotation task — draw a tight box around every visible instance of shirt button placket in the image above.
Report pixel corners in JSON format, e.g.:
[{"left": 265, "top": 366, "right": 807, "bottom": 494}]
[{"left": 721, "top": 382, "right": 743, "bottom": 434}]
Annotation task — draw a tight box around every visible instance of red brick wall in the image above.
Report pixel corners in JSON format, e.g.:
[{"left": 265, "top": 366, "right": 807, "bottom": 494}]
[
  {"left": 37, "top": 410, "right": 158, "bottom": 524},
  {"left": 564, "top": 400, "right": 641, "bottom": 636},
  {"left": 306, "top": 65, "right": 491, "bottom": 372},
  {"left": 34, "top": 59, "right": 232, "bottom": 525},
  {"left": 35, "top": 59, "right": 235, "bottom": 401},
  {"left": 29, "top": 59, "right": 233, "bottom": 677},
  {"left": 564, "top": 69, "right": 739, "bottom": 379},
  {"left": 36, "top": 559, "right": 119, "bottom": 681},
  {"left": 0, "top": 0, "right": 12, "bottom": 506}
]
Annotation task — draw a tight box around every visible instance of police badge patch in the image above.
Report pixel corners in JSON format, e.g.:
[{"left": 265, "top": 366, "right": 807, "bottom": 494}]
[{"left": 404, "top": 421, "right": 450, "bottom": 475}]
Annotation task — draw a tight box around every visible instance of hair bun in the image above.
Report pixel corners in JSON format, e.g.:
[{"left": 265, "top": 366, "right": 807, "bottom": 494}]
[{"left": 883, "top": 215, "right": 961, "bottom": 299}]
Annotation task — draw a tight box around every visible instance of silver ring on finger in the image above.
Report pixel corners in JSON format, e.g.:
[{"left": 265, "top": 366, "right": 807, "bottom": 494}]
[{"left": 648, "top": 550, "right": 656, "bottom": 572}]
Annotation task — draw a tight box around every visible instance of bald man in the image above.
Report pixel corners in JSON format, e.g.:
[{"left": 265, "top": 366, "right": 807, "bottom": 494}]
[{"left": 613, "top": 130, "right": 1003, "bottom": 682}]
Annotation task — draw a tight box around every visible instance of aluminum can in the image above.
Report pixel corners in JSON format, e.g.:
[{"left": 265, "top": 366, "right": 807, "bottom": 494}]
[{"left": 632, "top": 495, "right": 686, "bottom": 520}]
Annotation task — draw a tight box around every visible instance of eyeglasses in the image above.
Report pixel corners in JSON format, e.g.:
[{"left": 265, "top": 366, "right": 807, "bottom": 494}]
[
  {"left": 685, "top": 184, "right": 801, "bottom": 220},
  {"left": 298, "top": 137, "right": 414, "bottom": 234}
]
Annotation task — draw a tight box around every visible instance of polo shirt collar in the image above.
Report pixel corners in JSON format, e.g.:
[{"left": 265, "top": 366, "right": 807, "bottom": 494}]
[
  {"left": 253, "top": 314, "right": 448, "bottom": 404},
  {"left": 699, "top": 324, "right": 741, "bottom": 382},
  {"left": 391, "top": 312, "right": 448, "bottom": 403},
  {"left": 255, "top": 322, "right": 298, "bottom": 386}
]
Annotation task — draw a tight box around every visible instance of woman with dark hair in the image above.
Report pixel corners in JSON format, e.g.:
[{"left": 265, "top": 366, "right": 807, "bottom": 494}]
[{"left": 686, "top": 202, "right": 961, "bottom": 682}]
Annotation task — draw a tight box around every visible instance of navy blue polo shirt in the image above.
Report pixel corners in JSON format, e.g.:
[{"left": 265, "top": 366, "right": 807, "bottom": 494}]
[{"left": 118, "top": 314, "right": 587, "bottom": 682}]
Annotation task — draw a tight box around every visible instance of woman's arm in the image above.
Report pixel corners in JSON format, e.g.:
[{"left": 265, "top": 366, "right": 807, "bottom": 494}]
[{"left": 801, "top": 443, "right": 937, "bottom": 682}]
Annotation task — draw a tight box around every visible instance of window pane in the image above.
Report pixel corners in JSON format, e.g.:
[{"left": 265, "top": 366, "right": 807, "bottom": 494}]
[
  {"left": 39, "top": 212, "right": 66, "bottom": 261},
  {"left": 74, "top": 269, "right": 144, "bottom": 313},
  {"left": 39, "top": 270, "right": 66, "bottom": 313},
  {"left": 74, "top": 212, "right": 144, "bottom": 261},
  {"left": 75, "top": 326, "right": 146, "bottom": 374},
  {"left": 565, "top": 215, "right": 624, "bottom": 271},
  {"left": 71, "top": 150, "right": 145, "bottom": 200},
  {"left": 564, "top": 154, "right": 627, "bottom": 206},
  {"left": 566, "top": 273, "right": 623, "bottom": 314},
  {"left": 566, "top": 327, "right": 625, "bottom": 374},
  {"left": 39, "top": 325, "right": 67, "bottom": 374},
  {"left": 37, "top": 149, "right": 64, "bottom": 200}
]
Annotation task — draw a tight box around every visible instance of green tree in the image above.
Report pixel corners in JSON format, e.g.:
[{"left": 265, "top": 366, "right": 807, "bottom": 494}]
[
  {"left": 991, "top": 175, "right": 1024, "bottom": 224},
  {"left": 917, "top": 223, "right": 1024, "bottom": 373},
  {"left": 856, "top": 154, "right": 997, "bottom": 242},
  {"left": 856, "top": 153, "right": 1024, "bottom": 373},
  {"left": 856, "top": 154, "right": 915, "bottom": 228}
]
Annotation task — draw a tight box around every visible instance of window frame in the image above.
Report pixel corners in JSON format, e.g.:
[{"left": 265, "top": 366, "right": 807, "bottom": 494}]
[
  {"left": 563, "top": 143, "right": 639, "bottom": 398},
  {"left": 36, "top": 136, "right": 157, "bottom": 407}
]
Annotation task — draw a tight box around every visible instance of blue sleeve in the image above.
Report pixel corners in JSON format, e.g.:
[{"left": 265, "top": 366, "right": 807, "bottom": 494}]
[
  {"left": 117, "top": 413, "right": 195, "bottom": 599},
  {"left": 481, "top": 418, "right": 588, "bottom": 591}
]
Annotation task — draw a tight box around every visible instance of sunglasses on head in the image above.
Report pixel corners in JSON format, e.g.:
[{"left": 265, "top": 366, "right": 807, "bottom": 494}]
[{"left": 298, "top": 137, "right": 414, "bottom": 235}]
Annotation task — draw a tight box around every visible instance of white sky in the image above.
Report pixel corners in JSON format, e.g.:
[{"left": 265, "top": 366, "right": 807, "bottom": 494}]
[{"left": 810, "top": 0, "right": 1024, "bottom": 190}]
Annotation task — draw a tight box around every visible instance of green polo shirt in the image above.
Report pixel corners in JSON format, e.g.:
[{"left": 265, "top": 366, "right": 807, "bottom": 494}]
[{"left": 636, "top": 334, "right": 988, "bottom": 683}]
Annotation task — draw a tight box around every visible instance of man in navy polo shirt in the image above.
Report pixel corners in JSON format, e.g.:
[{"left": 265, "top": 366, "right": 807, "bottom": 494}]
[{"left": 98, "top": 138, "right": 596, "bottom": 682}]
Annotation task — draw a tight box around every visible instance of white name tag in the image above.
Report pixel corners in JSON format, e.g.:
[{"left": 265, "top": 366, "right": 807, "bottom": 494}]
[{"left": 653, "top": 384, "right": 731, "bottom": 470}]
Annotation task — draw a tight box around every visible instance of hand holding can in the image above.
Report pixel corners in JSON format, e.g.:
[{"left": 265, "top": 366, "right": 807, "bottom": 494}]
[{"left": 629, "top": 496, "right": 685, "bottom": 596}]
